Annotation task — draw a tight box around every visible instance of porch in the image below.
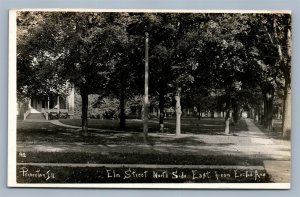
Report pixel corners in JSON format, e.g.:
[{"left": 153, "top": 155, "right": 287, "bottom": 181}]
[{"left": 23, "top": 92, "right": 74, "bottom": 120}]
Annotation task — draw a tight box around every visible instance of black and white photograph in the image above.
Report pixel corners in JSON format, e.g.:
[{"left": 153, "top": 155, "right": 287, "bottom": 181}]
[{"left": 8, "top": 9, "right": 291, "bottom": 188}]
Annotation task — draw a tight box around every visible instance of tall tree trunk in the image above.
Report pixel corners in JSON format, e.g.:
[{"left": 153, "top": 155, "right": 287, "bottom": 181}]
[
  {"left": 232, "top": 100, "right": 239, "bottom": 124},
  {"left": 159, "top": 91, "right": 165, "bottom": 132},
  {"left": 210, "top": 109, "right": 214, "bottom": 118},
  {"left": 282, "top": 28, "right": 291, "bottom": 139},
  {"left": 249, "top": 108, "right": 252, "bottom": 119},
  {"left": 225, "top": 109, "right": 230, "bottom": 135},
  {"left": 263, "top": 100, "right": 267, "bottom": 127},
  {"left": 119, "top": 87, "right": 126, "bottom": 130},
  {"left": 258, "top": 104, "right": 262, "bottom": 123},
  {"left": 282, "top": 83, "right": 291, "bottom": 138},
  {"left": 263, "top": 84, "right": 274, "bottom": 130},
  {"left": 267, "top": 21, "right": 291, "bottom": 137},
  {"left": 259, "top": 102, "right": 264, "bottom": 125},
  {"left": 198, "top": 108, "right": 201, "bottom": 120},
  {"left": 81, "top": 91, "right": 88, "bottom": 136},
  {"left": 224, "top": 98, "right": 231, "bottom": 134},
  {"left": 175, "top": 89, "right": 182, "bottom": 136},
  {"left": 277, "top": 107, "right": 281, "bottom": 120},
  {"left": 254, "top": 106, "right": 258, "bottom": 121}
]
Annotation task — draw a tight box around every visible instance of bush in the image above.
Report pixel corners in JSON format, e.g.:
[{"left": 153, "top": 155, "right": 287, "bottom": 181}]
[
  {"left": 103, "top": 109, "right": 118, "bottom": 119},
  {"left": 127, "top": 113, "right": 141, "bottom": 119},
  {"left": 89, "top": 114, "right": 101, "bottom": 119},
  {"left": 59, "top": 112, "right": 68, "bottom": 119},
  {"left": 48, "top": 112, "right": 59, "bottom": 120}
]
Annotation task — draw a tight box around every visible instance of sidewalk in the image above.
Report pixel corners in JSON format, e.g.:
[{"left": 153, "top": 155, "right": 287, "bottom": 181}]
[
  {"left": 51, "top": 120, "right": 106, "bottom": 131},
  {"left": 244, "top": 119, "right": 291, "bottom": 183}
]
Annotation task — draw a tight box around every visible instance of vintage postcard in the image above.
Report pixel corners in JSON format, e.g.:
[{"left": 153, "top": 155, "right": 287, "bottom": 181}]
[{"left": 8, "top": 9, "right": 291, "bottom": 189}]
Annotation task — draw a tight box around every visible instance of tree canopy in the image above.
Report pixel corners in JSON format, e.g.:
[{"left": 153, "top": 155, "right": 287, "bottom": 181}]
[{"left": 17, "top": 11, "right": 291, "bottom": 137}]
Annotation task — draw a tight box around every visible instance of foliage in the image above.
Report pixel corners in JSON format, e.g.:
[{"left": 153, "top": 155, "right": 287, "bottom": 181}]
[{"left": 17, "top": 12, "right": 291, "bottom": 133}]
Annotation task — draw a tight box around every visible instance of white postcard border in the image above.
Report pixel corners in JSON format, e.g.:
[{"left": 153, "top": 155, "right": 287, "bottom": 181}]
[{"left": 7, "top": 9, "right": 291, "bottom": 189}]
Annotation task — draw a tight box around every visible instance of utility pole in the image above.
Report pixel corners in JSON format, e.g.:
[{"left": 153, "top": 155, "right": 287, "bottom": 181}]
[{"left": 143, "top": 32, "right": 149, "bottom": 141}]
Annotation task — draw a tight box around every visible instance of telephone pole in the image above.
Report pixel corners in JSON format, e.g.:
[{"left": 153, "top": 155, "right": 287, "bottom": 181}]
[{"left": 143, "top": 32, "right": 149, "bottom": 141}]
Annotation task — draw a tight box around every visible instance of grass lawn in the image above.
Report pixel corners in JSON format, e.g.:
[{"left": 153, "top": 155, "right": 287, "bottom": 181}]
[
  {"left": 17, "top": 120, "right": 260, "bottom": 166},
  {"left": 17, "top": 119, "right": 249, "bottom": 146},
  {"left": 17, "top": 122, "right": 85, "bottom": 143},
  {"left": 17, "top": 151, "right": 264, "bottom": 166},
  {"left": 59, "top": 117, "right": 248, "bottom": 134}
]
